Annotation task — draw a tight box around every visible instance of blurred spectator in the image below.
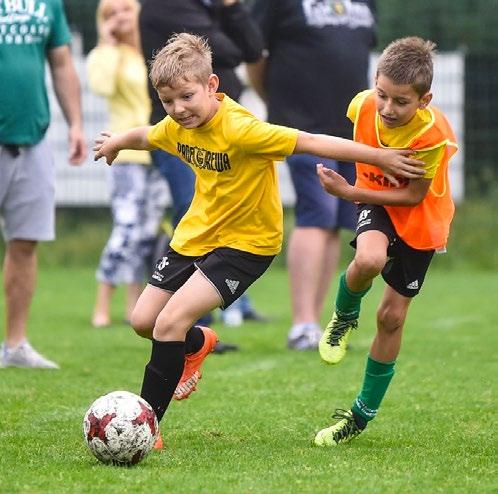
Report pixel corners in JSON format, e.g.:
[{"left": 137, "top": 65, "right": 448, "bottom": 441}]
[
  {"left": 0, "top": 0, "right": 86, "bottom": 368},
  {"left": 87, "top": 0, "right": 167, "bottom": 327},
  {"left": 248, "top": 0, "right": 377, "bottom": 349}
]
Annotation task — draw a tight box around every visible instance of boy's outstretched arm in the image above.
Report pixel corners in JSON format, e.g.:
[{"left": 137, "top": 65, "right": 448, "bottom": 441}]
[
  {"left": 295, "top": 131, "right": 425, "bottom": 183},
  {"left": 93, "top": 126, "right": 153, "bottom": 165},
  {"left": 317, "top": 164, "right": 431, "bottom": 207}
]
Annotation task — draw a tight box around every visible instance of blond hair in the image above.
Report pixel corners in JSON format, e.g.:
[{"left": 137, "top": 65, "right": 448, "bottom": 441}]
[
  {"left": 149, "top": 33, "right": 213, "bottom": 89},
  {"left": 377, "top": 36, "right": 436, "bottom": 96},
  {"left": 96, "top": 0, "right": 140, "bottom": 50}
]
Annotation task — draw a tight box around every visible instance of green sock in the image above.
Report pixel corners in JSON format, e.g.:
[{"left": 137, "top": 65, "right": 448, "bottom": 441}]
[
  {"left": 335, "top": 272, "right": 370, "bottom": 320},
  {"left": 352, "top": 355, "right": 395, "bottom": 422}
]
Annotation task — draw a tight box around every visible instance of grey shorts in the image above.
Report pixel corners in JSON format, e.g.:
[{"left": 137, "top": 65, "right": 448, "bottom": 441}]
[{"left": 0, "top": 139, "right": 55, "bottom": 241}]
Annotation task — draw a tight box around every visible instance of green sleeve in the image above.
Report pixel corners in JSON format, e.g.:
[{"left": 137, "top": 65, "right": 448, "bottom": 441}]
[{"left": 47, "top": 0, "right": 71, "bottom": 49}]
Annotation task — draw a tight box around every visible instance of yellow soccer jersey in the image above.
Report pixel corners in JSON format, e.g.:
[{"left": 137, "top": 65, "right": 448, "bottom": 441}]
[
  {"left": 347, "top": 90, "right": 444, "bottom": 179},
  {"left": 147, "top": 94, "right": 298, "bottom": 256}
]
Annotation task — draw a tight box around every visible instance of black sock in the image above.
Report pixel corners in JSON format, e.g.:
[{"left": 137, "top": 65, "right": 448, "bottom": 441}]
[
  {"left": 140, "top": 339, "right": 185, "bottom": 422},
  {"left": 184, "top": 326, "right": 205, "bottom": 355}
]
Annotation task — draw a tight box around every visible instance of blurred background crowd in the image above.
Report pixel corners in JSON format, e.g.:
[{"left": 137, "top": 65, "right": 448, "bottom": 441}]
[{"left": 59, "top": 0, "right": 497, "bottom": 200}]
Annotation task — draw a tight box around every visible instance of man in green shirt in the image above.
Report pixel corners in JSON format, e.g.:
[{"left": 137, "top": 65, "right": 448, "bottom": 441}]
[{"left": 0, "top": 0, "right": 87, "bottom": 368}]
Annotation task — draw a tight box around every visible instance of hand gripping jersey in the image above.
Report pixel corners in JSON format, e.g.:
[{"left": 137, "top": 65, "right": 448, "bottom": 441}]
[{"left": 352, "top": 92, "right": 458, "bottom": 250}]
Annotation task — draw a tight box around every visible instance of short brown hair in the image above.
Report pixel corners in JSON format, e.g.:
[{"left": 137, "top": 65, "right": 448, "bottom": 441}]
[
  {"left": 149, "top": 33, "right": 212, "bottom": 89},
  {"left": 377, "top": 37, "right": 436, "bottom": 96}
]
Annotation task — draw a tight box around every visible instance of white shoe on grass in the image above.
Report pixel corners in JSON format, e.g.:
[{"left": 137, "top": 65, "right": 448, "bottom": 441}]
[
  {"left": 0, "top": 341, "right": 59, "bottom": 369},
  {"left": 287, "top": 323, "right": 323, "bottom": 350}
]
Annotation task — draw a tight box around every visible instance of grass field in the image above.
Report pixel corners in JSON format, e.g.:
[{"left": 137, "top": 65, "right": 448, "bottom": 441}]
[{"left": 0, "top": 265, "right": 496, "bottom": 493}]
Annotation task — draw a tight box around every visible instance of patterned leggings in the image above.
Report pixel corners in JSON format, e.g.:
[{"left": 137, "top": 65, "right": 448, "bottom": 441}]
[{"left": 96, "top": 163, "right": 167, "bottom": 285}]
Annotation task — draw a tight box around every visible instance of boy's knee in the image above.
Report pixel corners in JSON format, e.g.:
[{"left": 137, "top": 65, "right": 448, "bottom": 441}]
[
  {"left": 152, "top": 318, "right": 183, "bottom": 341},
  {"left": 130, "top": 310, "right": 153, "bottom": 336},
  {"left": 354, "top": 252, "right": 386, "bottom": 278},
  {"left": 376, "top": 304, "right": 405, "bottom": 334}
]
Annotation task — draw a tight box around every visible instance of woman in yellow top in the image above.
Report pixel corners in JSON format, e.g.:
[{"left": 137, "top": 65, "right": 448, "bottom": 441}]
[{"left": 87, "top": 0, "right": 166, "bottom": 328}]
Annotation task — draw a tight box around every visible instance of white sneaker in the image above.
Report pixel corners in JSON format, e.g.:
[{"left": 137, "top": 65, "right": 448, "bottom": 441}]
[
  {"left": 221, "top": 299, "right": 244, "bottom": 327},
  {"left": 222, "top": 307, "right": 243, "bottom": 327},
  {"left": 287, "top": 323, "right": 323, "bottom": 350},
  {"left": 0, "top": 341, "right": 60, "bottom": 369}
]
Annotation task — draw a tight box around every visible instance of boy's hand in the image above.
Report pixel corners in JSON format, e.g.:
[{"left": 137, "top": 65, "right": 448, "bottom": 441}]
[
  {"left": 316, "top": 164, "right": 351, "bottom": 200},
  {"left": 93, "top": 131, "right": 119, "bottom": 165},
  {"left": 379, "top": 149, "right": 425, "bottom": 186}
]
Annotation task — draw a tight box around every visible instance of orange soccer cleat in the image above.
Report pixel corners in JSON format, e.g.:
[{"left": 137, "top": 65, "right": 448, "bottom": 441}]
[
  {"left": 154, "top": 430, "right": 164, "bottom": 450},
  {"left": 174, "top": 327, "right": 218, "bottom": 401}
]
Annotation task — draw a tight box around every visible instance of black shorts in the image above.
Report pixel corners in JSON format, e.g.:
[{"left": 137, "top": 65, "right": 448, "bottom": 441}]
[
  {"left": 149, "top": 246, "right": 275, "bottom": 308},
  {"left": 351, "top": 204, "right": 435, "bottom": 298}
]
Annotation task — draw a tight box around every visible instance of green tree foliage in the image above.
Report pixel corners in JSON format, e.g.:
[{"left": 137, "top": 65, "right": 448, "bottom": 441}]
[
  {"left": 378, "top": 0, "right": 498, "bottom": 53},
  {"left": 63, "top": 0, "right": 99, "bottom": 54}
]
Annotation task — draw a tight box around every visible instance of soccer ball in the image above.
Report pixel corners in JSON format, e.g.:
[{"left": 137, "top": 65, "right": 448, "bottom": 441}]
[{"left": 83, "top": 390, "right": 159, "bottom": 466}]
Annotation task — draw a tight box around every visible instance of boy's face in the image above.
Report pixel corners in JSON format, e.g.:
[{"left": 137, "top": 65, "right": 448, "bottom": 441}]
[
  {"left": 375, "top": 74, "right": 432, "bottom": 128},
  {"left": 156, "top": 74, "right": 220, "bottom": 129}
]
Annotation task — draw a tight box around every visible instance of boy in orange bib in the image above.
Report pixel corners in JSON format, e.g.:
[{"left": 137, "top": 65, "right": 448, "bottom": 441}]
[{"left": 315, "top": 37, "right": 458, "bottom": 446}]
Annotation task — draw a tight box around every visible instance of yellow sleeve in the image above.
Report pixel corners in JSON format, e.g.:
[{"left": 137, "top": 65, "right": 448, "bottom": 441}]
[
  {"left": 232, "top": 117, "right": 298, "bottom": 161},
  {"left": 347, "top": 90, "right": 372, "bottom": 124},
  {"left": 86, "top": 46, "right": 121, "bottom": 97},
  {"left": 147, "top": 119, "right": 178, "bottom": 155},
  {"left": 415, "top": 145, "right": 446, "bottom": 179}
]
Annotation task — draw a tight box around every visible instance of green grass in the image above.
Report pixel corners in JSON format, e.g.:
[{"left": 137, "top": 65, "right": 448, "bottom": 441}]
[{"left": 0, "top": 265, "right": 496, "bottom": 493}]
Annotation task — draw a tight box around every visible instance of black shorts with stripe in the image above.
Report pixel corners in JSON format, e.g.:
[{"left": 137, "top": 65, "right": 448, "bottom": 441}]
[
  {"left": 351, "top": 204, "right": 435, "bottom": 297},
  {"left": 149, "top": 246, "right": 275, "bottom": 308}
]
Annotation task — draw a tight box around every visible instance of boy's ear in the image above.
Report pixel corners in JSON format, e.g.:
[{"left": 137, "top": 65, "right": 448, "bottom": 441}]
[
  {"left": 207, "top": 74, "right": 219, "bottom": 94},
  {"left": 419, "top": 92, "right": 433, "bottom": 109}
]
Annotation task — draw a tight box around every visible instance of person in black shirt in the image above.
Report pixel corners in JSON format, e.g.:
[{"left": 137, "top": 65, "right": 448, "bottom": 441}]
[{"left": 248, "top": 0, "right": 377, "bottom": 350}]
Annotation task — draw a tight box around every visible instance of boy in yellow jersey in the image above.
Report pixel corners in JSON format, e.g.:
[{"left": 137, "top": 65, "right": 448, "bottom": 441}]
[
  {"left": 93, "top": 33, "right": 425, "bottom": 427},
  {"left": 314, "top": 37, "right": 458, "bottom": 446}
]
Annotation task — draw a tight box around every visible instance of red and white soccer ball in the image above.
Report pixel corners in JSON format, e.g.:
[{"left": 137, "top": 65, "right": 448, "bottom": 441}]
[{"left": 83, "top": 390, "right": 159, "bottom": 466}]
